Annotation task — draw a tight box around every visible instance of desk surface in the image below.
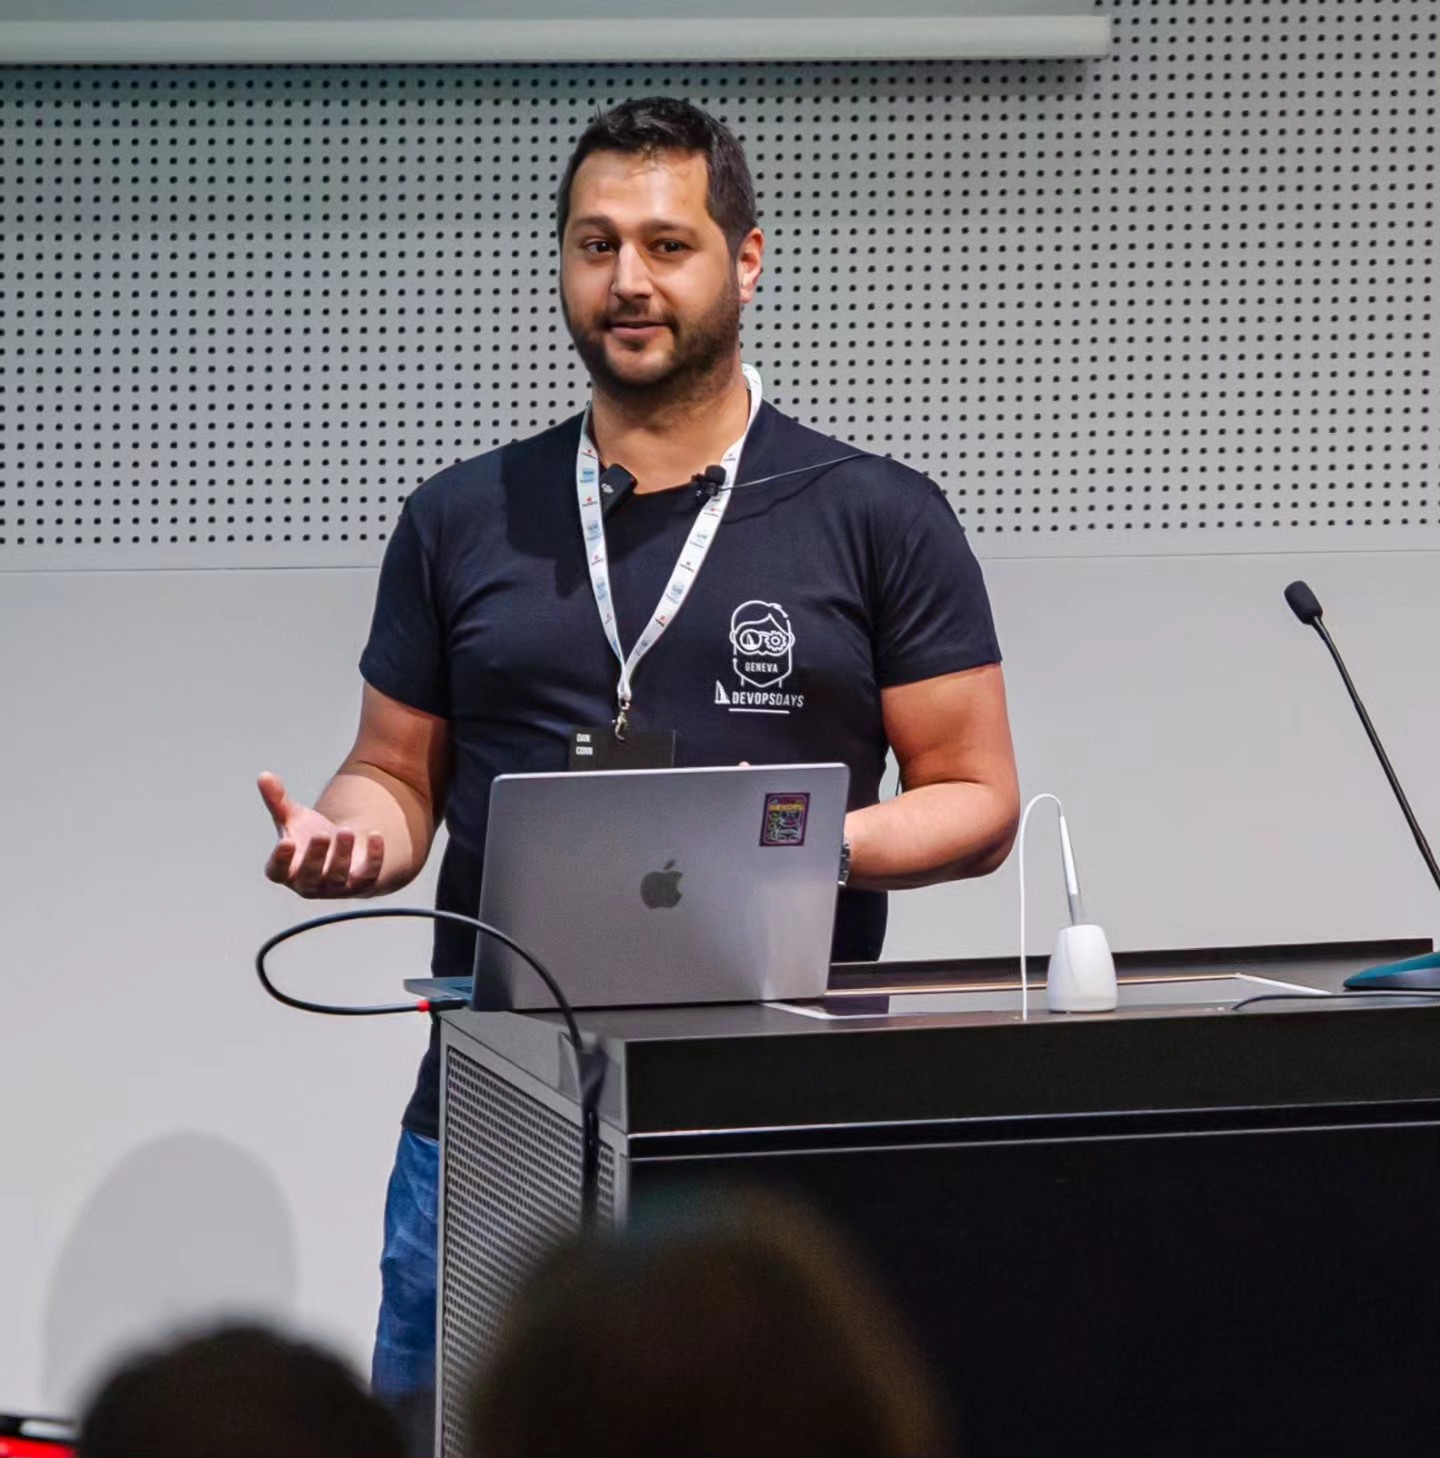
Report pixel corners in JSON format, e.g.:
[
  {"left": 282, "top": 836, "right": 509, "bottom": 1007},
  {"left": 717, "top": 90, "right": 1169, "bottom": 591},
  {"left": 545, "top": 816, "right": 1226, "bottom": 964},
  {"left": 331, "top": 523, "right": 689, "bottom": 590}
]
[{"left": 441, "top": 938, "right": 1440, "bottom": 1135}]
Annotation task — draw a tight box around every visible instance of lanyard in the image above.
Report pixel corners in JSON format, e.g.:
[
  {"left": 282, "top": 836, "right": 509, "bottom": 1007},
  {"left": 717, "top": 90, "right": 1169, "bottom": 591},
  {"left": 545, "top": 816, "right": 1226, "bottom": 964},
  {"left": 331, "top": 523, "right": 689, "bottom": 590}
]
[{"left": 577, "top": 363, "right": 763, "bottom": 738}]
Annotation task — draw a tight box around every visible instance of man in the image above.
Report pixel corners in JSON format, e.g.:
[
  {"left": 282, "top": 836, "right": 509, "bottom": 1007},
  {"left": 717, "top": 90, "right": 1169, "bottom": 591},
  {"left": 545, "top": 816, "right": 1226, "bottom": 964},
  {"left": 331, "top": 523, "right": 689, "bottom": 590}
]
[{"left": 259, "top": 97, "right": 1019, "bottom": 1416}]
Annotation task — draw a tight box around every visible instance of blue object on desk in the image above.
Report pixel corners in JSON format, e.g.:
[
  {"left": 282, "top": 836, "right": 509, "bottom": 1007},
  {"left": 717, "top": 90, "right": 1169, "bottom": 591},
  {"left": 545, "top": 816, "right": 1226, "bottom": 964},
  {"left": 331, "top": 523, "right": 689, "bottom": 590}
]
[{"left": 1344, "top": 949, "right": 1440, "bottom": 991}]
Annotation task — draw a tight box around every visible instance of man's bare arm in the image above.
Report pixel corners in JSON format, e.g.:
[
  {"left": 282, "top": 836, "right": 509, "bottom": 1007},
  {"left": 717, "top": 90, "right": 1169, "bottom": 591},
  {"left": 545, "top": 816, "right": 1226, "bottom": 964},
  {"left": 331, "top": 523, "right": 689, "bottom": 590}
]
[
  {"left": 845, "top": 663, "right": 1020, "bottom": 892},
  {"left": 260, "top": 684, "right": 451, "bottom": 898}
]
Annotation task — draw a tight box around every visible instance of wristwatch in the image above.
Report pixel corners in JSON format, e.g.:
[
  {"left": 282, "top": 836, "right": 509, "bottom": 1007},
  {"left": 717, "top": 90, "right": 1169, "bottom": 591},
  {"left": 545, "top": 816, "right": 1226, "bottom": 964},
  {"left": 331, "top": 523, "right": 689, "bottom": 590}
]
[{"left": 838, "top": 836, "right": 853, "bottom": 888}]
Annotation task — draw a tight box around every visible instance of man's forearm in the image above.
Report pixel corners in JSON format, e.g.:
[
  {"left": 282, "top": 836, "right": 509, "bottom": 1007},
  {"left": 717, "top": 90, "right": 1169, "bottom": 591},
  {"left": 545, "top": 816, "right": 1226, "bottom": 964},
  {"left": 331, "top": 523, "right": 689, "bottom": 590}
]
[
  {"left": 315, "top": 760, "right": 438, "bottom": 896},
  {"left": 844, "top": 781, "right": 1018, "bottom": 892}
]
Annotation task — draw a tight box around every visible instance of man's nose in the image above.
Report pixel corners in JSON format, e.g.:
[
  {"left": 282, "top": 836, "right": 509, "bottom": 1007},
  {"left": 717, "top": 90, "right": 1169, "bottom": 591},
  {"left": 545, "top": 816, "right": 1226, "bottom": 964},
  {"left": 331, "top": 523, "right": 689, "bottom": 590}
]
[{"left": 610, "top": 243, "right": 652, "bottom": 300}]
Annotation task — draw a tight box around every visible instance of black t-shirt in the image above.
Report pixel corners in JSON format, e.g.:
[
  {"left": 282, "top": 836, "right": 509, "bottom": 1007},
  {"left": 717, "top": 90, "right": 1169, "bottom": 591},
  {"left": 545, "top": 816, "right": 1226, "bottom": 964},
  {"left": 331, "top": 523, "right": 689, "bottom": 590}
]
[{"left": 360, "top": 400, "right": 1001, "bottom": 1137}]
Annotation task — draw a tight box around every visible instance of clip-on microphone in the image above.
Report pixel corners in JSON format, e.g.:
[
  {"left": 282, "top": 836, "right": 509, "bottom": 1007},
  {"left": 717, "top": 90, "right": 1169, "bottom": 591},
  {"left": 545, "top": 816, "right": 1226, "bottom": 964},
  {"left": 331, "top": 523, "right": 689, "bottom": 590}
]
[
  {"left": 691, "top": 464, "right": 727, "bottom": 503},
  {"left": 1284, "top": 580, "right": 1440, "bottom": 990}
]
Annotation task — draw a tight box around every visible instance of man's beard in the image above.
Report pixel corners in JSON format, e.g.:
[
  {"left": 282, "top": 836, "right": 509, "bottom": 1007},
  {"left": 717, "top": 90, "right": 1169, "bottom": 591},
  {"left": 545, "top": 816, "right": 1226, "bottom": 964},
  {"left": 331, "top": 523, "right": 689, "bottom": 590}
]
[{"left": 563, "top": 278, "right": 742, "bottom": 409}]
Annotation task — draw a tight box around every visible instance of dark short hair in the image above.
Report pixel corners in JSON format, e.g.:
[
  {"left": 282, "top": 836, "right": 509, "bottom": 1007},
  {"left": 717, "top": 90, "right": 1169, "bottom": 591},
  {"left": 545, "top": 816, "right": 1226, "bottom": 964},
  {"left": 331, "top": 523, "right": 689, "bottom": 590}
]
[
  {"left": 555, "top": 96, "right": 759, "bottom": 254},
  {"left": 465, "top": 1190, "right": 952, "bottom": 1457},
  {"left": 75, "top": 1324, "right": 402, "bottom": 1458}
]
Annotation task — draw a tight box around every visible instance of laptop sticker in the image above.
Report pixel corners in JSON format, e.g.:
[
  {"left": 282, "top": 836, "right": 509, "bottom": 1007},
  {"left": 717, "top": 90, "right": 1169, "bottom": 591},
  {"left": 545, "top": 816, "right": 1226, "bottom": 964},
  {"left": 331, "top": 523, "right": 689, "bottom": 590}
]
[{"left": 761, "top": 792, "right": 810, "bottom": 847}]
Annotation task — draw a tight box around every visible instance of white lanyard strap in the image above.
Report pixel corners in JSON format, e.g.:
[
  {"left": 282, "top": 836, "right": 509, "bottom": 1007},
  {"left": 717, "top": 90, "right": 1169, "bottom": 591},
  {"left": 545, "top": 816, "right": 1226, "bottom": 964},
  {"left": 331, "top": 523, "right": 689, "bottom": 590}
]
[{"left": 577, "top": 363, "right": 763, "bottom": 729}]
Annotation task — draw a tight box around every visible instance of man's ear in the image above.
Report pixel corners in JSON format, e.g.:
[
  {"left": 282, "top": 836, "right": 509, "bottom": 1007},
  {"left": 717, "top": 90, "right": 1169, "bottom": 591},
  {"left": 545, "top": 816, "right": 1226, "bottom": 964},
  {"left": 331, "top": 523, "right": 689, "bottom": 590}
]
[{"left": 736, "top": 227, "right": 765, "bottom": 304}]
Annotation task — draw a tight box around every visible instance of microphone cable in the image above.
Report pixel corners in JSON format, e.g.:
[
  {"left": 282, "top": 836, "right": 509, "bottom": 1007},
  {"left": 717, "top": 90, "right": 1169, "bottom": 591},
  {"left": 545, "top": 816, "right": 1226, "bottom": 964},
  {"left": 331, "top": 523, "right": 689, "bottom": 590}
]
[
  {"left": 256, "top": 906, "right": 608, "bottom": 1222},
  {"left": 1015, "top": 793, "right": 1067, "bottom": 1020},
  {"left": 1229, "top": 989, "right": 1440, "bottom": 1012},
  {"left": 717, "top": 451, "right": 874, "bottom": 497},
  {"left": 682, "top": 452, "right": 877, "bottom": 504}
]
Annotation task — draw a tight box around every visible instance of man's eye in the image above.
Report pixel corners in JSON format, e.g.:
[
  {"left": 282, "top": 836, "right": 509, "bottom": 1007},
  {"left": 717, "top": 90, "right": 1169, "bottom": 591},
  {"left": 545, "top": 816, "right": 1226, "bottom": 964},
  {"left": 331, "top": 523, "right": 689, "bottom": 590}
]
[
  {"left": 655, "top": 241, "right": 689, "bottom": 254},
  {"left": 582, "top": 240, "right": 614, "bottom": 254}
]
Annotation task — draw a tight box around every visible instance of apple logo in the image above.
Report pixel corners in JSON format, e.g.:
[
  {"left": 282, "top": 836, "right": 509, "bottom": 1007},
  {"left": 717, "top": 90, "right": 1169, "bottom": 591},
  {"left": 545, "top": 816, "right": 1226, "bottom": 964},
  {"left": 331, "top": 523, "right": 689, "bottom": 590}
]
[{"left": 640, "top": 860, "right": 683, "bottom": 910}]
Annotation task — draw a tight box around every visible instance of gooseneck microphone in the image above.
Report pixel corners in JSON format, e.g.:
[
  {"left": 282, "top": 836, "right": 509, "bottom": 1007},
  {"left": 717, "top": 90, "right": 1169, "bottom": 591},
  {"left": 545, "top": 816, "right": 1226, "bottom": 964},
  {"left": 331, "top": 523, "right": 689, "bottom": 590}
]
[
  {"left": 1285, "top": 580, "right": 1440, "bottom": 893},
  {"left": 1284, "top": 580, "right": 1440, "bottom": 990}
]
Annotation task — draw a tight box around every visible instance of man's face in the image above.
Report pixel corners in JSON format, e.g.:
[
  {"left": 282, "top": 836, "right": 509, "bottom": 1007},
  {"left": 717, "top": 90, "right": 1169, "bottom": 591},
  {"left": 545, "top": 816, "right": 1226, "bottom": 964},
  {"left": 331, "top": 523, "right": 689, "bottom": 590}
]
[{"left": 560, "top": 149, "right": 763, "bottom": 401}]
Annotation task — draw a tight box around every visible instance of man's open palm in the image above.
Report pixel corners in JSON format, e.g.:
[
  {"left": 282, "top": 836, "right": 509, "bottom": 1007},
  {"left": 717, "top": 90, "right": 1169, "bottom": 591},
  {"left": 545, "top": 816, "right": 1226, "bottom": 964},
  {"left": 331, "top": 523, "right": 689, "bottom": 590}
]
[{"left": 259, "top": 771, "right": 385, "bottom": 897}]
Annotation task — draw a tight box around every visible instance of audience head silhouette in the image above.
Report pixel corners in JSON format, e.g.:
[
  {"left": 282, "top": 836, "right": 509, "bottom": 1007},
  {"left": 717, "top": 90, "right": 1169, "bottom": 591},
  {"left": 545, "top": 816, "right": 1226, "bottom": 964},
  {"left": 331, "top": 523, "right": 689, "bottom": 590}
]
[
  {"left": 75, "top": 1323, "right": 402, "bottom": 1458},
  {"left": 465, "top": 1190, "right": 952, "bottom": 1457}
]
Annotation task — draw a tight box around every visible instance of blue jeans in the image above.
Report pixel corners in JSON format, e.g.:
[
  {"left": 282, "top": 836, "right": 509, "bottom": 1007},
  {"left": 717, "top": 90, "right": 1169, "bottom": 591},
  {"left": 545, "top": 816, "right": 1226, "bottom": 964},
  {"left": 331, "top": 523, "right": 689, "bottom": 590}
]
[{"left": 372, "top": 1129, "right": 439, "bottom": 1409}]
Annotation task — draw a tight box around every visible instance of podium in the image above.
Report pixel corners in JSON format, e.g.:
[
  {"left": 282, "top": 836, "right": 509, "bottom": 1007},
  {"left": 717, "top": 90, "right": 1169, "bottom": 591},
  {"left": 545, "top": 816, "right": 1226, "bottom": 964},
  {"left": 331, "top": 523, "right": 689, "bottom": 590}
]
[{"left": 436, "top": 941, "right": 1440, "bottom": 1457}]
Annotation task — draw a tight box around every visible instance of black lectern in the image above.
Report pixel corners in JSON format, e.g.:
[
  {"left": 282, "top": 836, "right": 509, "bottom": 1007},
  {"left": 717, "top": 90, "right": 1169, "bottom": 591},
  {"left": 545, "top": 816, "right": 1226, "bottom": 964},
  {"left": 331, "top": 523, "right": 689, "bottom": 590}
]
[{"left": 436, "top": 942, "right": 1440, "bottom": 1458}]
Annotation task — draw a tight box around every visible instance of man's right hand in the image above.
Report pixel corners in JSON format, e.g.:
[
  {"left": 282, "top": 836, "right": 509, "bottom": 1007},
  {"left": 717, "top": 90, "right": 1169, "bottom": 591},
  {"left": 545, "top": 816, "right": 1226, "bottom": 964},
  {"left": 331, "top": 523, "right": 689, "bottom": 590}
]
[{"left": 259, "top": 771, "right": 386, "bottom": 898}]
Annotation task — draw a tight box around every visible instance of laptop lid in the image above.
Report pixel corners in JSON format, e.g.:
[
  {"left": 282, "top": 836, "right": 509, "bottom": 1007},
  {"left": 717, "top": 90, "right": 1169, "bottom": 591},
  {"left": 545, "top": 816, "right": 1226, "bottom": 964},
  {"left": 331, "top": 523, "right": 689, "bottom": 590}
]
[{"left": 472, "top": 763, "right": 849, "bottom": 1011}]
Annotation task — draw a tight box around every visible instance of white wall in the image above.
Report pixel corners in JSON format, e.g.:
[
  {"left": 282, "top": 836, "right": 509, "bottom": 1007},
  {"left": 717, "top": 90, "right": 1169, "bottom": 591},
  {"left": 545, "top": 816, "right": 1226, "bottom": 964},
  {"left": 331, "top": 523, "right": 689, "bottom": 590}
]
[
  {"left": 2, "top": 547, "right": 1437, "bottom": 1412},
  {"left": 0, "top": 566, "right": 433, "bottom": 1411},
  {"left": 893, "top": 548, "right": 1440, "bottom": 960}
]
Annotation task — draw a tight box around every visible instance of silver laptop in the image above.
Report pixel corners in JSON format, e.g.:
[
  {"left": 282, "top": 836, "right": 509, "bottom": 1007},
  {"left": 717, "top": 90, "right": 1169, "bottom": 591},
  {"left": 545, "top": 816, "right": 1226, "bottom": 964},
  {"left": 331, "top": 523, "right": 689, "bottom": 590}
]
[{"left": 470, "top": 763, "right": 849, "bottom": 1010}]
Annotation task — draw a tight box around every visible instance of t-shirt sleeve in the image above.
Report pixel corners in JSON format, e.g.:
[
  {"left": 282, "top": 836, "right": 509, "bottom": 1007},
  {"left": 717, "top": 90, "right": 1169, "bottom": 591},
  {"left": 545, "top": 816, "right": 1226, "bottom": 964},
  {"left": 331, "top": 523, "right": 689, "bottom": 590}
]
[
  {"left": 358, "top": 500, "right": 451, "bottom": 717},
  {"left": 873, "top": 481, "right": 1002, "bottom": 688}
]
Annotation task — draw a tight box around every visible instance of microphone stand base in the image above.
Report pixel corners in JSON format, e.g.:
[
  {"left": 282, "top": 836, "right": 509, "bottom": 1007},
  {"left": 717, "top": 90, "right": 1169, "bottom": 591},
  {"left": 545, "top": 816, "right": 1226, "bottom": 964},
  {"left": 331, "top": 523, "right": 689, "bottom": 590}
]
[
  {"left": 1344, "top": 949, "right": 1440, "bottom": 991},
  {"left": 1047, "top": 924, "right": 1118, "bottom": 1013}
]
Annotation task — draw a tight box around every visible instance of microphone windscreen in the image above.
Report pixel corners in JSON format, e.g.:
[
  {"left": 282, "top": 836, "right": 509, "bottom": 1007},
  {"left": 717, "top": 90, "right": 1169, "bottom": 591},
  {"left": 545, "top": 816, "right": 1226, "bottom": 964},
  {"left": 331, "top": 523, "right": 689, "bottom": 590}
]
[
  {"left": 1284, "top": 580, "right": 1324, "bottom": 624},
  {"left": 701, "top": 465, "right": 727, "bottom": 485}
]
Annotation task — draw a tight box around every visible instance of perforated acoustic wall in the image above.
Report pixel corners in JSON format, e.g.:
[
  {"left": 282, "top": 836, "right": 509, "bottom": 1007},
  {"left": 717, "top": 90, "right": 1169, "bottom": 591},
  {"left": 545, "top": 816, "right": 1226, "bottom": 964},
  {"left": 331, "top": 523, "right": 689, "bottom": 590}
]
[{"left": 1, "top": 0, "right": 1435, "bottom": 571}]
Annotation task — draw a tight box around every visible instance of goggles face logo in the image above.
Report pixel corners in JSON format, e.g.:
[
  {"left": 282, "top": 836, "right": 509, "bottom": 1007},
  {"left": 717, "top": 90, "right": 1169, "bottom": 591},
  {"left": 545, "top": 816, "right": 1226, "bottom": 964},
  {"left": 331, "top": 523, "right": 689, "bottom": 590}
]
[{"left": 729, "top": 601, "right": 795, "bottom": 689}]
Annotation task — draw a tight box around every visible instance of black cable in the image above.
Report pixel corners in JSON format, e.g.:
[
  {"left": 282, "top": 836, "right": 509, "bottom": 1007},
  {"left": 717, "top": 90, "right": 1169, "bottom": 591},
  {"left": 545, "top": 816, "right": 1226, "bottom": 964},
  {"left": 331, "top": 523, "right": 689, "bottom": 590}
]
[
  {"left": 1229, "top": 990, "right": 1440, "bottom": 1012},
  {"left": 719, "top": 451, "right": 874, "bottom": 495},
  {"left": 256, "top": 907, "right": 575, "bottom": 1033},
  {"left": 256, "top": 906, "right": 607, "bottom": 1221}
]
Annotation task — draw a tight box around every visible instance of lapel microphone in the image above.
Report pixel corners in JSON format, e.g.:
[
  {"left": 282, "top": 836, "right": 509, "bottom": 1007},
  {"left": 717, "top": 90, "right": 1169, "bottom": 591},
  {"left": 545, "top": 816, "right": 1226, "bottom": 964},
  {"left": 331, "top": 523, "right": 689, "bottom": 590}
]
[{"left": 691, "top": 464, "right": 727, "bottom": 504}]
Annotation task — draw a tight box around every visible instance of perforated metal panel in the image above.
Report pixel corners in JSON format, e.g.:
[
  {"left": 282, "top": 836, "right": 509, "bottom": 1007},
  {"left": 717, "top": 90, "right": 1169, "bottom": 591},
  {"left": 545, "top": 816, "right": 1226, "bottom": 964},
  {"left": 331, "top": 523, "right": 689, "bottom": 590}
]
[
  {"left": 1, "top": 1, "right": 1436, "bottom": 569},
  {"left": 439, "top": 1042, "right": 618, "bottom": 1458}
]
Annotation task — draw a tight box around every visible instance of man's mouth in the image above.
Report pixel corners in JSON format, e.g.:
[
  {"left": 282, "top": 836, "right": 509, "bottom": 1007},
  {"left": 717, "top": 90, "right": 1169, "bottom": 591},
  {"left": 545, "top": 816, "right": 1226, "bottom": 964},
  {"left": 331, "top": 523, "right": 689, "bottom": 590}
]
[{"left": 607, "top": 320, "right": 668, "bottom": 335}]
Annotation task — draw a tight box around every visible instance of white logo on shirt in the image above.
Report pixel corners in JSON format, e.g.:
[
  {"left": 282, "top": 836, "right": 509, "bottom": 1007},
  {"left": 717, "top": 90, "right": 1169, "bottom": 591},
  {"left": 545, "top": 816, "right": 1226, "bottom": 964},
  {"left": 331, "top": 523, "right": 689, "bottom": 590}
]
[
  {"left": 730, "top": 601, "right": 795, "bottom": 689},
  {"left": 717, "top": 600, "right": 806, "bottom": 714}
]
